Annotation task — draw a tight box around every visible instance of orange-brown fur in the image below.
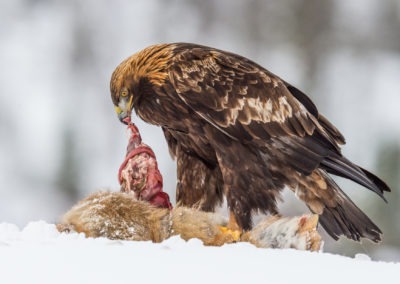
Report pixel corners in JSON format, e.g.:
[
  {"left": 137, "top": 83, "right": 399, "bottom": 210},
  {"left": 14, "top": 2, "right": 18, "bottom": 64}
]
[
  {"left": 58, "top": 191, "right": 237, "bottom": 245},
  {"left": 58, "top": 191, "right": 169, "bottom": 242},
  {"left": 58, "top": 191, "right": 321, "bottom": 250}
]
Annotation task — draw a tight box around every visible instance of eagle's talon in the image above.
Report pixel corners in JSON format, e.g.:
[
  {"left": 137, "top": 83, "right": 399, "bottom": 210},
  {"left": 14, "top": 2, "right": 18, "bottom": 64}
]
[{"left": 217, "top": 226, "right": 241, "bottom": 242}]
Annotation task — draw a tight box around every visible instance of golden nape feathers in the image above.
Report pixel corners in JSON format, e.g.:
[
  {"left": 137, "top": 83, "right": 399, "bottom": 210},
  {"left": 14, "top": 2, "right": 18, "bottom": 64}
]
[{"left": 110, "top": 43, "right": 175, "bottom": 105}]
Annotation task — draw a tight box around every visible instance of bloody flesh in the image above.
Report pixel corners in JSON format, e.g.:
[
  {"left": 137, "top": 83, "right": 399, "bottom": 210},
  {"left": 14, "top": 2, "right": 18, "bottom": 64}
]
[{"left": 118, "top": 120, "right": 172, "bottom": 209}]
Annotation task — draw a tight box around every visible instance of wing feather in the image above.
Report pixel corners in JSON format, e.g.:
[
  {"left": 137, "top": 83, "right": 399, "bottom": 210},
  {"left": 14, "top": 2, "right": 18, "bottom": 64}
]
[
  {"left": 168, "top": 46, "right": 341, "bottom": 177},
  {"left": 169, "top": 48, "right": 322, "bottom": 142}
]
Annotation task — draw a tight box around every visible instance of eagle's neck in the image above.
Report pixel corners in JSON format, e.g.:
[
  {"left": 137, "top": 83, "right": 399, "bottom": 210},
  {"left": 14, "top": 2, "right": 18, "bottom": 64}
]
[{"left": 130, "top": 43, "right": 176, "bottom": 87}]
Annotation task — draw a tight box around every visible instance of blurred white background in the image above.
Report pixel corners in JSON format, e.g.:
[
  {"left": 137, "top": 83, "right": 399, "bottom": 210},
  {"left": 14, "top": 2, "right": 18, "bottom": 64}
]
[{"left": 0, "top": 0, "right": 399, "bottom": 261}]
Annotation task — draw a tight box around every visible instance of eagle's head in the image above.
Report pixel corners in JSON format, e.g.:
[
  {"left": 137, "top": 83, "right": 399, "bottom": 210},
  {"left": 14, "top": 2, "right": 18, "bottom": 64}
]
[
  {"left": 110, "top": 44, "right": 175, "bottom": 125},
  {"left": 110, "top": 56, "right": 136, "bottom": 125}
]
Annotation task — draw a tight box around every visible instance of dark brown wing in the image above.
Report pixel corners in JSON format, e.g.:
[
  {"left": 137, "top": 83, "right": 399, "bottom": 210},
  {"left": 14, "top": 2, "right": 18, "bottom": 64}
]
[
  {"left": 168, "top": 46, "right": 336, "bottom": 173},
  {"left": 167, "top": 44, "right": 389, "bottom": 198},
  {"left": 169, "top": 46, "right": 317, "bottom": 140}
]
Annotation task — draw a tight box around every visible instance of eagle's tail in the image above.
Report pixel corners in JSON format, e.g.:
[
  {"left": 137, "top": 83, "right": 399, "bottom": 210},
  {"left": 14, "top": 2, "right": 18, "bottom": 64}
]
[
  {"left": 316, "top": 154, "right": 389, "bottom": 242},
  {"left": 293, "top": 169, "right": 383, "bottom": 243},
  {"left": 318, "top": 183, "right": 382, "bottom": 242},
  {"left": 321, "top": 154, "right": 391, "bottom": 201}
]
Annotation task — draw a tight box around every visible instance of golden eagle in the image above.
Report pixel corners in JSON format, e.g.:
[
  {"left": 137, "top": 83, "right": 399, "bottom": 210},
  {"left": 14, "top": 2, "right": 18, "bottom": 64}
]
[{"left": 110, "top": 43, "right": 390, "bottom": 242}]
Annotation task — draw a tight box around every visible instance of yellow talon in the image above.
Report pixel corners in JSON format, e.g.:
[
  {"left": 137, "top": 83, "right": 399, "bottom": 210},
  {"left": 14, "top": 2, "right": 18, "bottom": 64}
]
[
  {"left": 231, "top": 230, "right": 241, "bottom": 241},
  {"left": 219, "top": 226, "right": 228, "bottom": 233},
  {"left": 218, "top": 226, "right": 241, "bottom": 242}
]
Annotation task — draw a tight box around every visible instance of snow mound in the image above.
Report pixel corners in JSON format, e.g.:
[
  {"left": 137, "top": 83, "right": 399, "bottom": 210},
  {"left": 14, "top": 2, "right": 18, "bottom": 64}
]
[{"left": 0, "top": 221, "right": 398, "bottom": 284}]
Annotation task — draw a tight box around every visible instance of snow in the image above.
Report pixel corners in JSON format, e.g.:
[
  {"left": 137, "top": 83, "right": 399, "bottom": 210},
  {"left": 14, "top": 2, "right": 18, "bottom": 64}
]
[{"left": 0, "top": 221, "right": 398, "bottom": 284}]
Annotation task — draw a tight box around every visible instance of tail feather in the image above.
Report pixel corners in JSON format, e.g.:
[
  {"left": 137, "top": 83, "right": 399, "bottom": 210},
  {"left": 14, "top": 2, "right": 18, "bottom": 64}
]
[
  {"left": 319, "top": 190, "right": 382, "bottom": 242},
  {"left": 296, "top": 169, "right": 384, "bottom": 243},
  {"left": 321, "top": 154, "right": 390, "bottom": 201},
  {"left": 361, "top": 167, "right": 391, "bottom": 194}
]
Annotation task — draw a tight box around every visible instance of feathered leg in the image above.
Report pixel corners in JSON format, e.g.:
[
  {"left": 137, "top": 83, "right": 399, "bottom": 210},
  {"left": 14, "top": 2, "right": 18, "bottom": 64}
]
[
  {"left": 203, "top": 124, "right": 282, "bottom": 231},
  {"left": 175, "top": 147, "right": 224, "bottom": 211}
]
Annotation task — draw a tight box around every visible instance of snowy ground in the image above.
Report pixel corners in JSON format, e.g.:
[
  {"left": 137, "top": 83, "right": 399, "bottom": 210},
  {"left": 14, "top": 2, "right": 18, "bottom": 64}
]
[{"left": 0, "top": 221, "right": 398, "bottom": 284}]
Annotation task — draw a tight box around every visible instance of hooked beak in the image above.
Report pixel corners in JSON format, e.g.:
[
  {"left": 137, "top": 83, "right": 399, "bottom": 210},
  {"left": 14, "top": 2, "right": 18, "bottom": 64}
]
[
  {"left": 115, "top": 95, "right": 133, "bottom": 125},
  {"left": 115, "top": 106, "right": 131, "bottom": 125}
]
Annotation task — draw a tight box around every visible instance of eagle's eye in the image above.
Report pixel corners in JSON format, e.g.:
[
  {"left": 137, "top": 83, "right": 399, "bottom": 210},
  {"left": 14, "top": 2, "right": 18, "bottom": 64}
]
[{"left": 121, "top": 90, "right": 129, "bottom": 97}]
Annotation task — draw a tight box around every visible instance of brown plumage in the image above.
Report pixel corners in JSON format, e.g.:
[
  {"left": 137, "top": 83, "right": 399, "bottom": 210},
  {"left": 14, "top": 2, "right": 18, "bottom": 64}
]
[
  {"left": 110, "top": 43, "right": 390, "bottom": 242},
  {"left": 57, "top": 191, "right": 321, "bottom": 250}
]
